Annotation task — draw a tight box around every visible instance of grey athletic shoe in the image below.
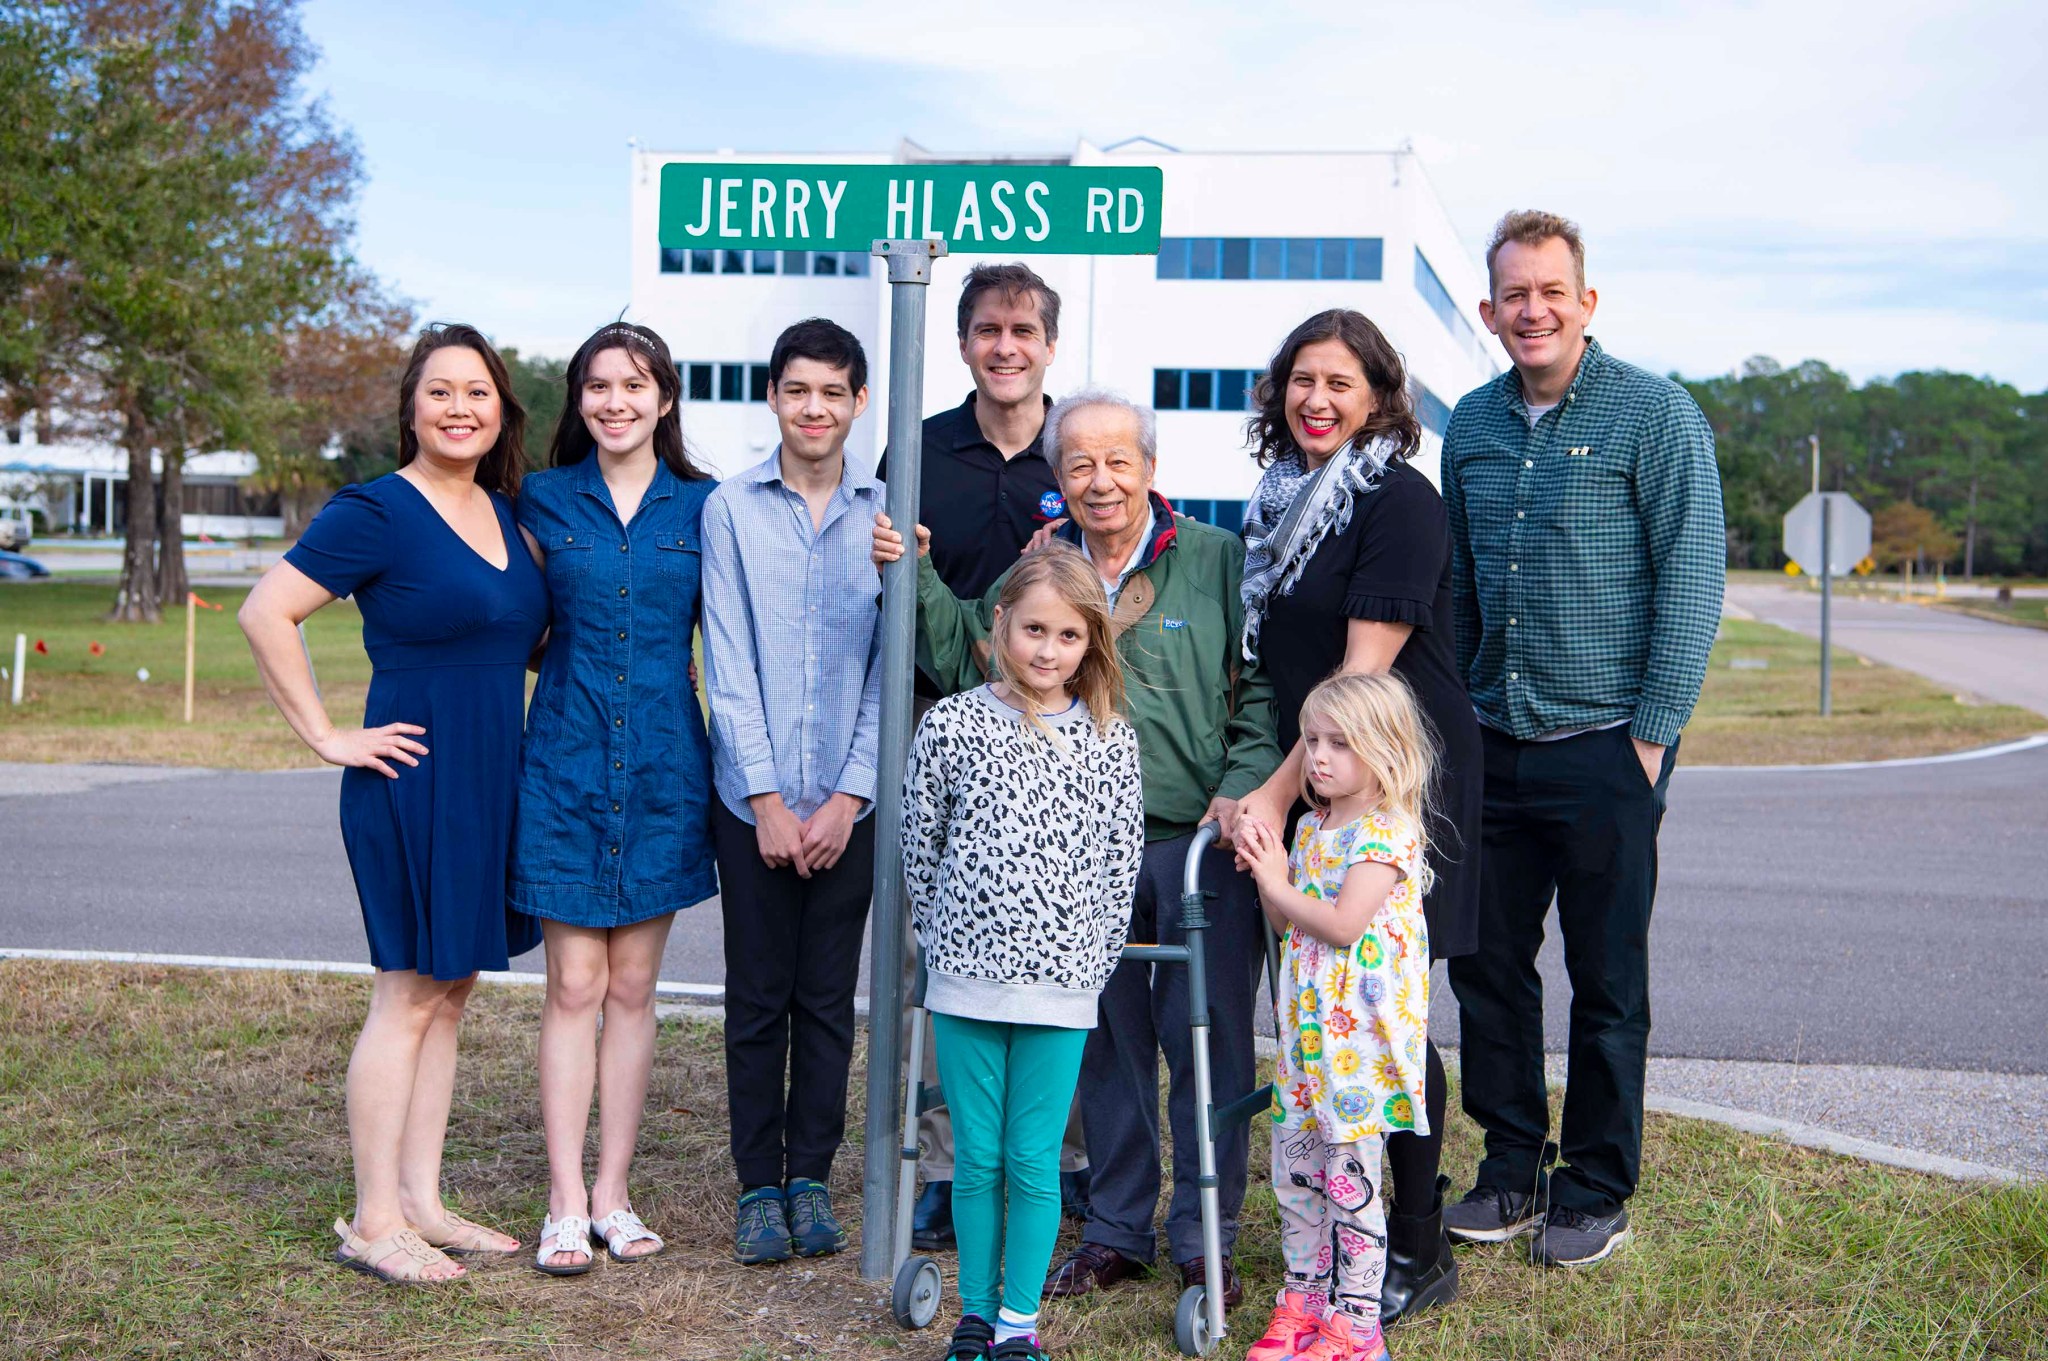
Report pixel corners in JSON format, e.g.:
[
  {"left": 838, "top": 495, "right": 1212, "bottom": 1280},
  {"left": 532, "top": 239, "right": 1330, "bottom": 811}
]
[
  {"left": 1530, "top": 1204, "right": 1630, "bottom": 1267},
  {"left": 1442, "top": 1181, "right": 1546, "bottom": 1243}
]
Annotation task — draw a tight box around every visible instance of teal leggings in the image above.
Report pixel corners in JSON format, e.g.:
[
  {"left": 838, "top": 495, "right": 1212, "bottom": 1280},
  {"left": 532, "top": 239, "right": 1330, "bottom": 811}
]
[{"left": 929, "top": 1013, "right": 1089, "bottom": 1322}]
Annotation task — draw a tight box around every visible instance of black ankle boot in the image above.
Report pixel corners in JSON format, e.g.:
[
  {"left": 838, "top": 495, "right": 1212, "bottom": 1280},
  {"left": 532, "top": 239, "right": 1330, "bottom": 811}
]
[{"left": 1380, "top": 1174, "right": 1459, "bottom": 1325}]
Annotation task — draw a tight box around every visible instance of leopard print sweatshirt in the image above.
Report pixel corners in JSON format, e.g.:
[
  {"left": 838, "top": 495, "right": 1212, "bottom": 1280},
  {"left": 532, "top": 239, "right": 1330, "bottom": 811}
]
[{"left": 901, "top": 685, "right": 1146, "bottom": 1028}]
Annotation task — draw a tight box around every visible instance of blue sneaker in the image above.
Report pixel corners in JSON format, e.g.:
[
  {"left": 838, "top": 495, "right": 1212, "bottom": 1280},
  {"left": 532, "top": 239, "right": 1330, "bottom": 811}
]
[
  {"left": 784, "top": 1177, "right": 847, "bottom": 1257},
  {"left": 734, "top": 1186, "right": 793, "bottom": 1265}
]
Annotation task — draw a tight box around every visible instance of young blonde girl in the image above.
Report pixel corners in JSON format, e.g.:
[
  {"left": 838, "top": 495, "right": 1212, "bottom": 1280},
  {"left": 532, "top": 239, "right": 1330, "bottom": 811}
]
[
  {"left": 901, "top": 543, "right": 1145, "bottom": 1361},
  {"left": 1234, "top": 672, "right": 1438, "bottom": 1361}
]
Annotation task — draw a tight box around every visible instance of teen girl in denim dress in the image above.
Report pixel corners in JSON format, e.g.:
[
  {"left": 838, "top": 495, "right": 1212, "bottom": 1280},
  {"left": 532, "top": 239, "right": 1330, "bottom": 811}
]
[{"left": 510, "top": 323, "right": 717, "bottom": 1275}]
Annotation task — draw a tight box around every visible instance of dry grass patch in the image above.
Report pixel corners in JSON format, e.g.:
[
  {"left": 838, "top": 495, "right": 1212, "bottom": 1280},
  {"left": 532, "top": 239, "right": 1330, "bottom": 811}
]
[{"left": 3, "top": 962, "right": 2044, "bottom": 1360}]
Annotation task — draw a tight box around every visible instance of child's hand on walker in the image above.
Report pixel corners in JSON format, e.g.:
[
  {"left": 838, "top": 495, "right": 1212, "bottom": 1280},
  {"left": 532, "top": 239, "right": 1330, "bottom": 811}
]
[{"left": 1235, "top": 815, "right": 1287, "bottom": 885}]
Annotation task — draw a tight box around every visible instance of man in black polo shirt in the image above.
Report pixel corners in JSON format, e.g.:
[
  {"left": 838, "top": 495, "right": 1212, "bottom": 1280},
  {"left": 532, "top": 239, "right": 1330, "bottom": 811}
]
[{"left": 884, "top": 261, "right": 1081, "bottom": 1248}]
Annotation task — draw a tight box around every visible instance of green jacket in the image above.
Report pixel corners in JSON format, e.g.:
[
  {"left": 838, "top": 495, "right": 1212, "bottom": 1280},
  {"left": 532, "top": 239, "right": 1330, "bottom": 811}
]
[{"left": 917, "top": 494, "right": 1282, "bottom": 841}]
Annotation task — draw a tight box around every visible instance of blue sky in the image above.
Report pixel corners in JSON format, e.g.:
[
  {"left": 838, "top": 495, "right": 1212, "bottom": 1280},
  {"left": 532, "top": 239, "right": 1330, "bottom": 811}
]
[{"left": 302, "top": 0, "right": 2048, "bottom": 389}]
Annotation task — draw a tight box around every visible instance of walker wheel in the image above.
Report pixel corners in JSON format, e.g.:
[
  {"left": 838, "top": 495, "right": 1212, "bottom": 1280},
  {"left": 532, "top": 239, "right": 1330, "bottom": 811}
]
[
  {"left": 892, "top": 1255, "right": 943, "bottom": 1329},
  {"left": 1175, "top": 1283, "right": 1215, "bottom": 1356}
]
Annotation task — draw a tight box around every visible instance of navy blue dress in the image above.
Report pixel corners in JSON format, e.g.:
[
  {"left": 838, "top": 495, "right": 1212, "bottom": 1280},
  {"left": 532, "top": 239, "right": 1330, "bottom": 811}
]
[
  {"left": 510, "top": 453, "right": 719, "bottom": 926},
  {"left": 285, "top": 474, "right": 549, "bottom": 979}
]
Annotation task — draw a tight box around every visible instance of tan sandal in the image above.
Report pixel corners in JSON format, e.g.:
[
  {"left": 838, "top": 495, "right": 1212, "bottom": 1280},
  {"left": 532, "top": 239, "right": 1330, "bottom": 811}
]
[
  {"left": 333, "top": 1217, "right": 463, "bottom": 1285},
  {"left": 415, "top": 1209, "right": 520, "bottom": 1256}
]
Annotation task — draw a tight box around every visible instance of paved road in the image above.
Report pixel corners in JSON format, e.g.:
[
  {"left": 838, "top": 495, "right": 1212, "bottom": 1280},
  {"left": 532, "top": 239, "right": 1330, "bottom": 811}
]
[
  {"left": 1730, "top": 582, "right": 2048, "bottom": 717},
  {"left": 8, "top": 745, "right": 2045, "bottom": 1076}
]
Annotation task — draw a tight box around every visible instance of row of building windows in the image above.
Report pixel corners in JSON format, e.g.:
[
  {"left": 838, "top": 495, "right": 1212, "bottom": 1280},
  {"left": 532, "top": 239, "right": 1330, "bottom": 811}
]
[
  {"left": 1155, "top": 236, "right": 1384, "bottom": 282},
  {"left": 1413, "top": 248, "right": 1479, "bottom": 354},
  {"left": 1154, "top": 368, "right": 1260, "bottom": 412},
  {"left": 1153, "top": 366, "right": 1453, "bottom": 435},
  {"left": 683, "top": 362, "right": 771, "bottom": 403},
  {"left": 1171, "top": 498, "right": 1248, "bottom": 534},
  {"left": 659, "top": 248, "right": 873, "bottom": 277}
]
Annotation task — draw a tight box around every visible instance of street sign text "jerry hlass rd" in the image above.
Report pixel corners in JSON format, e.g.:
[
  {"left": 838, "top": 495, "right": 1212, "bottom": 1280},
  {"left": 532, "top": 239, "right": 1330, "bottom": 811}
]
[{"left": 658, "top": 163, "right": 1164, "bottom": 255}]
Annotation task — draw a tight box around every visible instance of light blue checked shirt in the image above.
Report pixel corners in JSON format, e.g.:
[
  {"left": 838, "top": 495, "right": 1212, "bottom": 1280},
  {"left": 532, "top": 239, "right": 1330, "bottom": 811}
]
[{"left": 701, "top": 449, "right": 885, "bottom": 825}]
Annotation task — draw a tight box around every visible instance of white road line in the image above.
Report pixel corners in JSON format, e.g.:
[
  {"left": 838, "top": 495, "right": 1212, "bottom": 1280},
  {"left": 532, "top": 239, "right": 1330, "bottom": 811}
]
[
  {"left": 1683, "top": 732, "right": 2048, "bottom": 774},
  {"left": 0, "top": 946, "right": 726, "bottom": 1003}
]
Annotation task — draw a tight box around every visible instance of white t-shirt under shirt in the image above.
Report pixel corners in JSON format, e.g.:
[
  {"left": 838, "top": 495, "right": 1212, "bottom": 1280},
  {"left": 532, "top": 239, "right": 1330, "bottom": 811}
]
[{"left": 1522, "top": 399, "right": 1558, "bottom": 427}]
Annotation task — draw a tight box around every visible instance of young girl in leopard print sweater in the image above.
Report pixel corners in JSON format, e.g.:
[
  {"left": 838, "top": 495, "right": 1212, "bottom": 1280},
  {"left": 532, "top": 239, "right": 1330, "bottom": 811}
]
[{"left": 901, "top": 543, "right": 1145, "bottom": 1361}]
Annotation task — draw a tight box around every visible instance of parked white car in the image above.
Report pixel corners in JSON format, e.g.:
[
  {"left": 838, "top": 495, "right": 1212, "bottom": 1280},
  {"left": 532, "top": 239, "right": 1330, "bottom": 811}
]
[{"left": 0, "top": 508, "right": 31, "bottom": 552}]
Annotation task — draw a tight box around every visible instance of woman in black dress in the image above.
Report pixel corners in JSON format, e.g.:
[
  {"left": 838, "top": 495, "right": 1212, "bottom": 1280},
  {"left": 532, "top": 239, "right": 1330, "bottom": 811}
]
[{"left": 1231, "top": 309, "right": 1482, "bottom": 1327}]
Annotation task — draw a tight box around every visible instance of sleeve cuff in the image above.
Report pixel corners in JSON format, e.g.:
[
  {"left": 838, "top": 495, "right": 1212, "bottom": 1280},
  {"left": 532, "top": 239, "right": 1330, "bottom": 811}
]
[
  {"left": 1344, "top": 593, "right": 1434, "bottom": 630},
  {"left": 1631, "top": 706, "right": 1687, "bottom": 747},
  {"left": 742, "top": 763, "right": 782, "bottom": 798},
  {"left": 836, "top": 765, "right": 878, "bottom": 802}
]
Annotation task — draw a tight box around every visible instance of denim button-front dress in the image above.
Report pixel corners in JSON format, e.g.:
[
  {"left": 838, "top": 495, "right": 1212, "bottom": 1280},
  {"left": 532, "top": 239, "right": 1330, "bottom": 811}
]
[{"left": 511, "top": 452, "right": 719, "bottom": 926}]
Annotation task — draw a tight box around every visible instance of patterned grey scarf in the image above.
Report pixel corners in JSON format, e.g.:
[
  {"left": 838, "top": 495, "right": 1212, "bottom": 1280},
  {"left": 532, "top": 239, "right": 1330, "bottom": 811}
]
[{"left": 1239, "top": 434, "right": 1400, "bottom": 662}]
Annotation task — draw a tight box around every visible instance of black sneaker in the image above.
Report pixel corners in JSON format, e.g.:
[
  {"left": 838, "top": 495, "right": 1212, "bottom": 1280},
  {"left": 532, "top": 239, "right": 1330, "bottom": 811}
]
[
  {"left": 990, "top": 1336, "right": 1048, "bottom": 1361},
  {"left": 1442, "top": 1181, "right": 1546, "bottom": 1243},
  {"left": 943, "top": 1313, "right": 995, "bottom": 1360},
  {"left": 1530, "top": 1204, "right": 1630, "bottom": 1267}
]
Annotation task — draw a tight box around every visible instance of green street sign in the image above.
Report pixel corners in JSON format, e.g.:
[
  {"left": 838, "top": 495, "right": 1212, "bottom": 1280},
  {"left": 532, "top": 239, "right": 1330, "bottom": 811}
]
[{"left": 659, "top": 162, "right": 1163, "bottom": 255}]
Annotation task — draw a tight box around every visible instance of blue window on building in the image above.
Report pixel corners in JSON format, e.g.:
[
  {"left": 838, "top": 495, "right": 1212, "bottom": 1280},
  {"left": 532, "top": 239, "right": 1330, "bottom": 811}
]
[
  {"left": 717, "top": 250, "right": 743, "bottom": 274},
  {"left": 781, "top": 250, "right": 809, "bottom": 276},
  {"left": 1168, "top": 498, "right": 1248, "bottom": 533},
  {"left": 718, "top": 363, "right": 746, "bottom": 402},
  {"left": 750, "top": 250, "right": 776, "bottom": 274},
  {"left": 690, "top": 249, "right": 715, "bottom": 274},
  {"left": 812, "top": 251, "right": 839, "bottom": 276},
  {"left": 1156, "top": 238, "right": 1385, "bottom": 282},
  {"left": 1350, "top": 238, "right": 1384, "bottom": 281},
  {"left": 1415, "top": 248, "right": 1479, "bottom": 350},
  {"left": 1415, "top": 384, "right": 1452, "bottom": 435},
  {"left": 1151, "top": 369, "right": 1260, "bottom": 412},
  {"left": 749, "top": 363, "right": 772, "bottom": 402},
  {"left": 686, "top": 364, "right": 714, "bottom": 402},
  {"left": 659, "top": 248, "right": 689, "bottom": 274},
  {"left": 840, "top": 251, "right": 871, "bottom": 277}
]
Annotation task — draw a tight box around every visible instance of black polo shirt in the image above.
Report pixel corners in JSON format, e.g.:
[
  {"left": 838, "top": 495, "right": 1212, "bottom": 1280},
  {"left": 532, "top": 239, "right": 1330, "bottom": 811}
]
[{"left": 881, "top": 392, "right": 1064, "bottom": 601}]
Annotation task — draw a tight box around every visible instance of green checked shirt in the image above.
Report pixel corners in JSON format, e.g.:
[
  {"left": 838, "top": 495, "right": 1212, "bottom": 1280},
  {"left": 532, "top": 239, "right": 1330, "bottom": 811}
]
[{"left": 1440, "top": 336, "right": 1725, "bottom": 748}]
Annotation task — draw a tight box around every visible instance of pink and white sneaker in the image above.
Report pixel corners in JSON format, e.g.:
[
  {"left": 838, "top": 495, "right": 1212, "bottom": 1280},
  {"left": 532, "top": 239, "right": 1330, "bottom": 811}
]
[
  {"left": 1300, "top": 1310, "right": 1389, "bottom": 1361},
  {"left": 1244, "top": 1289, "right": 1323, "bottom": 1361}
]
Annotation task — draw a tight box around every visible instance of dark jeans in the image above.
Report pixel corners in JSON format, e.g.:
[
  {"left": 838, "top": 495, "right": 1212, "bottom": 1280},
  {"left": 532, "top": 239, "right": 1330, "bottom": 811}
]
[
  {"left": 1080, "top": 831, "right": 1264, "bottom": 1266},
  {"left": 1448, "top": 724, "right": 1676, "bottom": 1216},
  {"left": 714, "top": 799, "right": 876, "bottom": 1187}
]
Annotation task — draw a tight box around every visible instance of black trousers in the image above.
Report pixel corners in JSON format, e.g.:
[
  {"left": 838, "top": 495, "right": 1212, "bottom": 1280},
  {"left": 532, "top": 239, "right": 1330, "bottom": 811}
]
[
  {"left": 1447, "top": 724, "right": 1676, "bottom": 1216},
  {"left": 1079, "top": 832, "right": 1265, "bottom": 1266},
  {"left": 714, "top": 799, "right": 876, "bottom": 1188}
]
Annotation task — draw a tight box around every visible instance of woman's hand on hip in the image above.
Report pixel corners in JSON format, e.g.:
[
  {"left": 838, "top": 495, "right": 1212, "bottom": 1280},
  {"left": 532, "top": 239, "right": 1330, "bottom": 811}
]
[{"left": 311, "top": 723, "right": 428, "bottom": 780}]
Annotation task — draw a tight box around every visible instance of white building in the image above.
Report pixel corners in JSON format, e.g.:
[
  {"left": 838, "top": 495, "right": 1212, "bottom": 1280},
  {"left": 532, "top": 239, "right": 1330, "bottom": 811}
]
[
  {"left": 628, "top": 137, "right": 1501, "bottom": 531},
  {"left": 0, "top": 420, "right": 281, "bottom": 540}
]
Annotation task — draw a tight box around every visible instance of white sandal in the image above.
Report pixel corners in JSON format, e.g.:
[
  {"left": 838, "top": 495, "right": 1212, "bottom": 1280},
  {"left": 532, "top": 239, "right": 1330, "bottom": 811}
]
[
  {"left": 534, "top": 1213, "right": 593, "bottom": 1276},
  {"left": 591, "top": 1206, "right": 666, "bottom": 1263}
]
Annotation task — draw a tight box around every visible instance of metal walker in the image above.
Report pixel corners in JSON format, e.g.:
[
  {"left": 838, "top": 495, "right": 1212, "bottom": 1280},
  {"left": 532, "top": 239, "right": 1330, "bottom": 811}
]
[{"left": 888, "top": 821, "right": 1278, "bottom": 1356}]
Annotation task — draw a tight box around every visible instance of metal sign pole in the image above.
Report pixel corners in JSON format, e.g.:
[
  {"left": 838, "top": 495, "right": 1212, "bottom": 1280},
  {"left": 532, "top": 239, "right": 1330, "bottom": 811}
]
[
  {"left": 859, "top": 235, "right": 946, "bottom": 1280},
  {"left": 1819, "top": 495, "right": 1833, "bottom": 717}
]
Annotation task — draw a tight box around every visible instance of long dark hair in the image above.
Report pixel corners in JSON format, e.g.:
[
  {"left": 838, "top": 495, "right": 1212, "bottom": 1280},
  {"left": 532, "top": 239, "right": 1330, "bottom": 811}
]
[
  {"left": 398, "top": 323, "right": 526, "bottom": 494},
  {"left": 549, "top": 322, "right": 709, "bottom": 480},
  {"left": 1246, "top": 309, "right": 1421, "bottom": 469}
]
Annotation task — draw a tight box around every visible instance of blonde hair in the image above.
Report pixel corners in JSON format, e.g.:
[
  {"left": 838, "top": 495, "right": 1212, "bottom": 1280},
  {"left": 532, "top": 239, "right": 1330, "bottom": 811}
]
[
  {"left": 988, "top": 541, "right": 1126, "bottom": 740},
  {"left": 1297, "top": 672, "right": 1438, "bottom": 894}
]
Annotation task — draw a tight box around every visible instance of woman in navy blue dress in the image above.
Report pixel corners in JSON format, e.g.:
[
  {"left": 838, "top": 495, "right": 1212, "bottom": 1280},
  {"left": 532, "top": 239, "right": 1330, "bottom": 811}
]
[
  {"left": 512, "top": 323, "right": 718, "bottom": 1275},
  {"left": 241, "top": 323, "right": 548, "bottom": 1284}
]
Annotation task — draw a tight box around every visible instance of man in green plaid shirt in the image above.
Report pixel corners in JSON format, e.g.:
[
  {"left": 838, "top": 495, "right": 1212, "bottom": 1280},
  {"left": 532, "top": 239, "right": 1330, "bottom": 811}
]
[{"left": 1437, "top": 211, "right": 1724, "bottom": 1269}]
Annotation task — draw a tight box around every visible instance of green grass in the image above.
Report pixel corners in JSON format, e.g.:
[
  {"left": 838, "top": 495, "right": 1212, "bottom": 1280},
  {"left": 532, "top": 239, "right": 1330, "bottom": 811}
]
[
  {"left": 2, "top": 583, "right": 2041, "bottom": 770},
  {"left": 2, "top": 961, "right": 2043, "bottom": 1360},
  {"left": 1679, "top": 618, "right": 2041, "bottom": 764},
  {"left": 0, "top": 581, "right": 367, "bottom": 767},
  {"left": 1925, "top": 597, "right": 2048, "bottom": 632}
]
